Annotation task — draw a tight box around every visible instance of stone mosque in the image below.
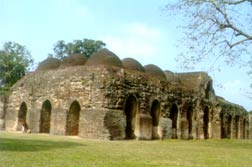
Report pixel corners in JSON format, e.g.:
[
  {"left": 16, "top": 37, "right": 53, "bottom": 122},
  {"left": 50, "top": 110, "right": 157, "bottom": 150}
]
[{"left": 0, "top": 48, "right": 250, "bottom": 140}]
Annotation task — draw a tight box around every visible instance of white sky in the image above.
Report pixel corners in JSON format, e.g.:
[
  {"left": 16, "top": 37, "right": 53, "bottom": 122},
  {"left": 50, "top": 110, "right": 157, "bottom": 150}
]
[{"left": 0, "top": 0, "right": 251, "bottom": 110}]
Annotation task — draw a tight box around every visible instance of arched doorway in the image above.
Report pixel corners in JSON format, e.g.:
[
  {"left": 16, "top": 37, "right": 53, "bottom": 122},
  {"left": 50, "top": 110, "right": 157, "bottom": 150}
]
[
  {"left": 220, "top": 113, "right": 225, "bottom": 138},
  {"left": 124, "top": 95, "right": 138, "bottom": 139},
  {"left": 150, "top": 100, "right": 161, "bottom": 139},
  {"left": 66, "top": 101, "right": 81, "bottom": 136},
  {"left": 234, "top": 116, "right": 240, "bottom": 139},
  {"left": 187, "top": 106, "right": 193, "bottom": 139},
  {"left": 203, "top": 106, "right": 209, "bottom": 139},
  {"left": 18, "top": 102, "right": 28, "bottom": 131},
  {"left": 40, "top": 100, "right": 52, "bottom": 133},
  {"left": 169, "top": 104, "right": 178, "bottom": 139}
]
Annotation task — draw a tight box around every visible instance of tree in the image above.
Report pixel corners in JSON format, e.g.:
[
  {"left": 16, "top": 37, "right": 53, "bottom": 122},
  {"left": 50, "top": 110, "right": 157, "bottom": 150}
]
[
  {"left": 165, "top": 0, "right": 252, "bottom": 70},
  {"left": 52, "top": 39, "right": 106, "bottom": 60},
  {"left": 52, "top": 40, "right": 67, "bottom": 60},
  {"left": 0, "top": 42, "right": 33, "bottom": 94}
]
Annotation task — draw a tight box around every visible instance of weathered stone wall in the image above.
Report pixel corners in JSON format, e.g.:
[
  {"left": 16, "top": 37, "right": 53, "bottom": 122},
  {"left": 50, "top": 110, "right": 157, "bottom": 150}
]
[
  {"left": 215, "top": 97, "right": 249, "bottom": 139},
  {"left": 4, "top": 62, "right": 249, "bottom": 140},
  {"left": 5, "top": 66, "right": 112, "bottom": 135}
]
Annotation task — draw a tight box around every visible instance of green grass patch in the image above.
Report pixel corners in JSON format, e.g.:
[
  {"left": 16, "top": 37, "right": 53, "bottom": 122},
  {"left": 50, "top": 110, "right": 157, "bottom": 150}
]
[{"left": 0, "top": 132, "right": 252, "bottom": 167}]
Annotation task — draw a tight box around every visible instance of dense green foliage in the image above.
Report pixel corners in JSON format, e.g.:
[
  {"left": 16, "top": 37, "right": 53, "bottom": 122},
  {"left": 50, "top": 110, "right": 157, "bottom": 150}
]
[
  {"left": 0, "top": 42, "right": 33, "bottom": 94},
  {"left": 1, "top": 132, "right": 252, "bottom": 167},
  {"left": 51, "top": 39, "right": 106, "bottom": 60}
]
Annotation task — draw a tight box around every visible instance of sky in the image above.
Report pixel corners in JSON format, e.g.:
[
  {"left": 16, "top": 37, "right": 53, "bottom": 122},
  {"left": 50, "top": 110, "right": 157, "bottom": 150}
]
[{"left": 0, "top": 0, "right": 251, "bottom": 110}]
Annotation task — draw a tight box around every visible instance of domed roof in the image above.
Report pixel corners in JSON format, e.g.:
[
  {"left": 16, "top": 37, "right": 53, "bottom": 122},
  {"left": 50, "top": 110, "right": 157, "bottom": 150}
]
[
  {"left": 86, "top": 48, "right": 123, "bottom": 68},
  {"left": 122, "top": 58, "right": 145, "bottom": 72},
  {"left": 60, "top": 54, "right": 87, "bottom": 68},
  {"left": 144, "top": 64, "right": 167, "bottom": 81},
  {"left": 36, "top": 57, "right": 61, "bottom": 71},
  {"left": 164, "top": 70, "right": 174, "bottom": 80}
]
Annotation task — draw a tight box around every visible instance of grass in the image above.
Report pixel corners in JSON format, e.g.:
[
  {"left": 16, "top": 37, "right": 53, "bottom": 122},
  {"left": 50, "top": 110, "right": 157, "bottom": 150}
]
[{"left": 1, "top": 132, "right": 252, "bottom": 167}]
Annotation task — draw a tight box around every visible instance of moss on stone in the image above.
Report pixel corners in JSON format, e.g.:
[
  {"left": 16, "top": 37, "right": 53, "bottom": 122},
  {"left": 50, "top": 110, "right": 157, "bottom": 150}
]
[
  {"left": 86, "top": 49, "right": 123, "bottom": 68},
  {"left": 37, "top": 57, "right": 61, "bottom": 71}
]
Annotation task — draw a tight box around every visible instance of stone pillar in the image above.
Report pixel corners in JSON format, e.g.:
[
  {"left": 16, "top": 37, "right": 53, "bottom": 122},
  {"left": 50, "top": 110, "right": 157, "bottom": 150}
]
[
  {"left": 180, "top": 117, "right": 188, "bottom": 139},
  {"left": 197, "top": 111, "right": 205, "bottom": 139},
  {"left": 211, "top": 113, "right": 220, "bottom": 139},
  {"left": 50, "top": 108, "right": 67, "bottom": 136},
  {"left": 236, "top": 118, "right": 240, "bottom": 139},
  {"left": 246, "top": 121, "right": 249, "bottom": 139},
  {"left": 249, "top": 113, "right": 252, "bottom": 139},
  {"left": 239, "top": 119, "right": 244, "bottom": 139},
  {"left": 0, "top": 95, "right": 7, "bottom": 130},
  {"left": 138, "top": 114, "right": 152, "bottom": 140}
]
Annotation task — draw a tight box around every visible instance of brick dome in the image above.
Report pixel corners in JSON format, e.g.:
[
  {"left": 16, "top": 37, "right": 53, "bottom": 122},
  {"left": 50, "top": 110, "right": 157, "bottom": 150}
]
[
  {"left": 122, "top": 58, "right": 145, "bottom": 72},
  {"left": 60, "top": 54, "right": 87, "bottom": 68},
  {"left": 36, "top": 57, "right": 61, "bottom": 71},
  {"left": 144, "top": 64, "right": 167, "bottom": 81},
  {"left": 164, "top": 70, "right": 175, "bottom": 79},
  {"left": 86, "top": 49, "right": 123, "bottom": 68}
]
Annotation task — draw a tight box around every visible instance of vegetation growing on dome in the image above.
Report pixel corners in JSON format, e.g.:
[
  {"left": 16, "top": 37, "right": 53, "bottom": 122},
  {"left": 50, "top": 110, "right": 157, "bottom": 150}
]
[
  {"left": 144, "top": 64, "right": 167, "bottom": 81},
  {"left": 36, "top": 57, "right": 61, "bottom": 71},
  {"left": 86, "top": 48, "right": 123, "bottom": 68},
  {"left": 60, "top": 53, "right": 87, "bottom": 68},
  {"left": 122, "top": 58, "right": 145, "bottom": 72}
]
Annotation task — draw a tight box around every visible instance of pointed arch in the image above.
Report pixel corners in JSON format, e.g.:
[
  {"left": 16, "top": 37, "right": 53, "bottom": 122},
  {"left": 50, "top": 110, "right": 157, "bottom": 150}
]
[
  {"left": 18, "top": 102, "right": 28, "bottom": 131},
  {"left": 187, "top": 106, "right": 193, "bottom": 139},
  {"left": 169, "top": 103, "right": 178, "bottom": 139},
  {"left": 66, "top": 101, "right": 81, "bottom": 136},
  {"left": 227, "top": 115, "right": 232, "bottom": 139},
  {"left": 234, "top": 116, "right": 240, "bottom": 139},
  {"left": 39, "top": 100, "right": 52, "bottom": 133},
  {"left": 150, "top": 100, "right": 161, "bottom": 139},
  {"left": 220, "top": 112, "right": 225, "bottom": 138},
  {"left": 203, "top": 106, "right": 209, "bottom": 139},
  {"left": 124, "top": 95, "right": 138, "bottom": 139}
]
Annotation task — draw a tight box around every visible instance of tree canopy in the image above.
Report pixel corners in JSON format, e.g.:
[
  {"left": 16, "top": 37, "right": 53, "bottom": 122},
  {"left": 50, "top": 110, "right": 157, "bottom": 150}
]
[
  {"left": 0, "top": 42, "right": 33, "bottom": 94},
  {"left": 51, "top": 39, "right": 106, "bottom": 60},
  {"left": 165, "top": 0, "right": 252, "bottom": 70}
]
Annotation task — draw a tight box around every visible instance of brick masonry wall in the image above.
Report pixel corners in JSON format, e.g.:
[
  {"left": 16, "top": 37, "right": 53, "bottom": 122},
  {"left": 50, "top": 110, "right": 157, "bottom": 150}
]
[{"left": 4, "top": 65, "right": 248, "bottom": 140}]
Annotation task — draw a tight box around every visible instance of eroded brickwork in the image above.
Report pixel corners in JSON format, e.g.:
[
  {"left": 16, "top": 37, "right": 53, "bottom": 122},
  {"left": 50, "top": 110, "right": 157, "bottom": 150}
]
[{"left": 3, "top": 49, "right": 249, "bottom": 140}]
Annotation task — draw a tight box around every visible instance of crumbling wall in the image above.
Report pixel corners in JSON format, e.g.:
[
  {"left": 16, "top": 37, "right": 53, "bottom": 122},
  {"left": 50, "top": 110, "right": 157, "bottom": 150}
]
[
  {"left": 215, "top": 97, "right": 248, "bottom": 139},
  {"left": 5, "top": 66, "right": 107, "bottom": 136},
  {"left": 4, "top": 63, "right": 249, "bottom": 140}
]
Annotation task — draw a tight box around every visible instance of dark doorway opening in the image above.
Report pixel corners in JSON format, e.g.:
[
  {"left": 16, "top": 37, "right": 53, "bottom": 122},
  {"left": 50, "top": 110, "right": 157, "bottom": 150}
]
[
  {"left": 124, "top": 95, "right": 138, "bottom": 139},
  {"left": 66, "top": 101, "right": 81, "bottom": 136},
  {"left": 235, "top": 116, "right": 240, "bottom": 139},
  {"left": 150, "top": 100, "right": 161, "bottom": 139},
  {"left": 187, "top": 106, "right": 193, "bottom": 139},
  {"left": 220, "top": 113, "right": 225, "bottom": 138},
  {"left": 169, "top": 104, "right": 178, "bottom": 139},
  {"left": 203, "top": 107, "right": 209, "bottom": 139},
  {"left": 18, "top": 102, "right": 28, "bottom": 131},
  {"left": 227, "top": 115, "right": 232, "bottom": 139},
  {"left": 40, "top": 100, "right": 52, "bottom": 133}
]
